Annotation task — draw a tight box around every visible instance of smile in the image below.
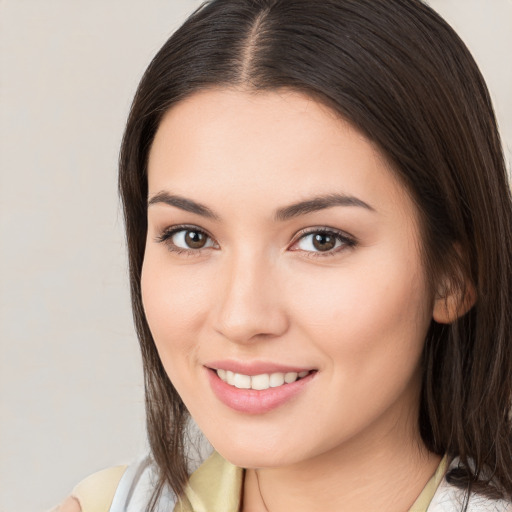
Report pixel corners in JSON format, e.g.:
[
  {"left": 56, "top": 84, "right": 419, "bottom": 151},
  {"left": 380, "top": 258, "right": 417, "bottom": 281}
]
[
  {"left": 206, "top": 365, "right": 317, "bottom": 414},
  {"left": 216, "top": 369, "right": 311, "bottom": 390}
]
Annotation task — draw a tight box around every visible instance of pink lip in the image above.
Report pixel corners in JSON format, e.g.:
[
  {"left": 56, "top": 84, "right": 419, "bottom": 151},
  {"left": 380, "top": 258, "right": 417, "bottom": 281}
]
[
  {"left": 205, "top": 367, "right": 316, "bottom": 414},
  {"left": 205, "top": 360, "right": 314, "bottom": 376}
]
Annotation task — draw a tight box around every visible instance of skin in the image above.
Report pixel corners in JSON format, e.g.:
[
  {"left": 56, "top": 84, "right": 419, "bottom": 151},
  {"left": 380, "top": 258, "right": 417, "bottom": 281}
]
[
  {"left": 54, "top": 496, "right": 80, "bottom": 512},
  {"left": 141, "top": 88, "right": 444, "bottom": 511}
]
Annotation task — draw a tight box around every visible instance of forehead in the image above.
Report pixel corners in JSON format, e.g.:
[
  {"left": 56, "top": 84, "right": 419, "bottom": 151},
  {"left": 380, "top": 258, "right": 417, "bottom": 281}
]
[{"left": 147, "top": 87, "right": 415, "bottom": 222}]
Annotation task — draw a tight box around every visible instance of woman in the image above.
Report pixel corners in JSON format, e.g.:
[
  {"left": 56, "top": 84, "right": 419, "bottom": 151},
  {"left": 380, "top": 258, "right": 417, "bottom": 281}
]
[{"left": 56, "top": 0, "right": 512, "bottom": 510}]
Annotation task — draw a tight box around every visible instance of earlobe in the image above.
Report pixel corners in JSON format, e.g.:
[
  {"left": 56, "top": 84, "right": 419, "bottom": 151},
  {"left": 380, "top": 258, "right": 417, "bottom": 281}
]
[{"left": 432, "top": 278, "right": 477, "bottom": 324}]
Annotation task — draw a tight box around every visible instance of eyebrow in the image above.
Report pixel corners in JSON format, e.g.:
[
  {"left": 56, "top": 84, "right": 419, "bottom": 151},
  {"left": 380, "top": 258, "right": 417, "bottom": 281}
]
[
  {"left": 147, "top": 191, "right": 375, "bottom": 221},
  {"left": 148, "top": 191, "right": 220, "bottom": 220},
  {"left": 274, "top": 193, "right": 375, "bottom": 221}
]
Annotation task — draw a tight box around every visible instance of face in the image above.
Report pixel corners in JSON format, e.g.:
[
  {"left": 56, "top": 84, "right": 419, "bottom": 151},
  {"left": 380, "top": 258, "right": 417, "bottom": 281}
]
[{"left": 142, "top": 88, "right": 435, "bottom": 469}]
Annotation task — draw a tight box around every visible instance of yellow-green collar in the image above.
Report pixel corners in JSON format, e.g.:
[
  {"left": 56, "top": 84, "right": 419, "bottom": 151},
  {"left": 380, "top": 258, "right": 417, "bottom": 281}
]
[
  {"left": 175, "top": 451, "right": 243, "bottom": 512},
  {"left": 409, "top": 455, "right": 448, "bottom": 512}
]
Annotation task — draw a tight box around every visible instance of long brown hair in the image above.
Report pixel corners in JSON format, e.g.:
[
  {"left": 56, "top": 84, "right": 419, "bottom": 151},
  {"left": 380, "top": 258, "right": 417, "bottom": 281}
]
[{"left": 119, "top": 0, "right": 512, "bottom": 508}]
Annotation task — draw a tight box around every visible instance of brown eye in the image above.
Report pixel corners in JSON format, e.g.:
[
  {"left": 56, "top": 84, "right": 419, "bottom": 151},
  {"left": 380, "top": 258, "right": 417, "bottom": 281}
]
[
  {"left": 158, "top": 227, "right": 216, "bottom": 253},
  {"left": 184, "top": 230, "right": 207, "bottom": 249},
  {"left": 292, "top": 229, "right": 355, "bottom": 256},
  {"left": 312, "top": 233, "right": 336, "bottom": 251}
]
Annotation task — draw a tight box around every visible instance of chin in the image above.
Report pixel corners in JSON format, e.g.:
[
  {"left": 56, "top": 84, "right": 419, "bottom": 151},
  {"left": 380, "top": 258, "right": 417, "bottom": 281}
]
[
  {"left": 206, "top": 431, "right": 307, "bottom": 469},
  {"left": 216, "top": 447, "right": 291, "bottom": 469}
]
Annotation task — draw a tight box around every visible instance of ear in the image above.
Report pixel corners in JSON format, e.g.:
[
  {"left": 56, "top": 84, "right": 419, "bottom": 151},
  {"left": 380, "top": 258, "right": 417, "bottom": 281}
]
[{"left": 432, "top": 274, "right": 476, "bottom": 324}]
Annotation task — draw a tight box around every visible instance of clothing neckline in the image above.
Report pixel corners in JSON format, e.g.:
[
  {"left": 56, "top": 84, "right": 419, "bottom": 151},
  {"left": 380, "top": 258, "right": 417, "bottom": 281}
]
[{"left": 178, "top": 451, "right": 448, "bottom": 512}]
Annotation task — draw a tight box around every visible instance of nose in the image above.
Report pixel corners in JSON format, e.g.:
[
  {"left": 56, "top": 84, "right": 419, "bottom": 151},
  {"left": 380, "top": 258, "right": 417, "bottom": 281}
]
[{"left": 212, "top": 251, "right": 289, "bottom": 344}]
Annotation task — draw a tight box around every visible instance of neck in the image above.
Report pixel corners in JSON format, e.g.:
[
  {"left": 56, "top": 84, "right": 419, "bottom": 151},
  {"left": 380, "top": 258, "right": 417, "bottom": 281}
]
[{"left": 242, "top": 404, "right": 440, "bottom": 512}]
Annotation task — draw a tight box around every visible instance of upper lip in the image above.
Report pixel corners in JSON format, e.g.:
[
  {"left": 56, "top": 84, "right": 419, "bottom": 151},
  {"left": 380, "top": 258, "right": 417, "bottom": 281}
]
[{"left": 205, "top": 360, "right": 315, "bottom": 376}]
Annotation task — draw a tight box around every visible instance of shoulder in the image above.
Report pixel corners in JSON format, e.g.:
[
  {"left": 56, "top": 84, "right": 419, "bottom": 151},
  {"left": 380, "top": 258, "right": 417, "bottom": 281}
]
[
  {"left": 53, "top": 456, "right": 178, "bottom": 512},
  {"left": 429, "top": 480, "right": 512, "bottom": 512},
  {"left": 53, "top": 465, "right": 127, "bottom": 512},
  {"left": 109, "top": 455, "right": 178, "bottom": 512},
  {"left": 73, "top": 465, "right": 127, "bottom": 512},
  {"left": 428, "top": 459, "right": 512, "bottom": 512}
]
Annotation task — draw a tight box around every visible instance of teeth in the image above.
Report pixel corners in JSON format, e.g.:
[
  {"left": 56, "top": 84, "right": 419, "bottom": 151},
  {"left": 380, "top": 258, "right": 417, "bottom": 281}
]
[
  {"left": 284, "top": 372, "right": 298, "bottom": 384},
  {"left": 251, "top": 373, "right": 270, "bottom": 390},
  {"left": 233, "top": 373, "right": 251, "bottom": 389},
  {"left": 270, "top": 373, "right": 285, "bottom": 387},
  {"left": 216, "top": 369, "right": 310, "bottom": 390}
]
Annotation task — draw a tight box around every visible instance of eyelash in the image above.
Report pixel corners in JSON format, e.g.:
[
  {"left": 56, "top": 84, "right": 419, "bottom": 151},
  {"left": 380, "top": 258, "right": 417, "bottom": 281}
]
[{"left": 155, "top": 224, "right": 357, "bottom": 259}]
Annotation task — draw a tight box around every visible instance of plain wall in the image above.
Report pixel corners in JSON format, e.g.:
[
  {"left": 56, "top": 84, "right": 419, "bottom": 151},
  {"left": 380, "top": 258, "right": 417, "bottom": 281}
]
[{"left": 0, "top": 1, "right": 510, "bottom": 511}]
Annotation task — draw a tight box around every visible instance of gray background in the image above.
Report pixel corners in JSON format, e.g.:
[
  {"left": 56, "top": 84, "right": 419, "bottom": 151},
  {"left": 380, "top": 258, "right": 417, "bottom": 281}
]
[{"left": 0, "top": 1, "right": 510, "bottom": 511}]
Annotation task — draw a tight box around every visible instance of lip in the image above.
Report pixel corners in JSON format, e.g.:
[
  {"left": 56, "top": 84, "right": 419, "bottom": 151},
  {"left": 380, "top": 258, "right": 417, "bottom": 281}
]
[
  {"left": 205, "top": 359, "right": 314, "bottom": 376},
  {"left": 205, "top": 366, "right": 317, "bottom": 414}
]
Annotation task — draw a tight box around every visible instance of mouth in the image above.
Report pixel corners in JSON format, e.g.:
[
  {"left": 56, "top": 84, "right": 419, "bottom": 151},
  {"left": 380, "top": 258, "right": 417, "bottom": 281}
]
[
  {"left": 205, "top": 363, "right": 317, "bottom": 414},
  {"left": 214, "top": 368, "right": 312, "bottom": 390}
]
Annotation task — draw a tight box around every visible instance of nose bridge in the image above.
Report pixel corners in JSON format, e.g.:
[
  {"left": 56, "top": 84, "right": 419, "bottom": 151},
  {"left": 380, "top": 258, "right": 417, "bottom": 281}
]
[{"left": 213, "top": 247, "right": 288, "bottom": 343}]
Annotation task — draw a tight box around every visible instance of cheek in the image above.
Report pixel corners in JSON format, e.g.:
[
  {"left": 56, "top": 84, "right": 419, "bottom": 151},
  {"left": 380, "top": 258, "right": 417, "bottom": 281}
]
[
  {"left": 140, "top": 249, "right": 212, "bottom": 366},
  {"left": 281, "top": 260, "right": 432, "bottom": 443},
  {"left": 286, "top": 254, "right": 432, "bottom": 371}
]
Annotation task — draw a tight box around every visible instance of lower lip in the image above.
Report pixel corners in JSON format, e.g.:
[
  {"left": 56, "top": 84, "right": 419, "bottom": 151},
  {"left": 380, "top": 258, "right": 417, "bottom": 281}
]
[{"left": 206, "top": 368, "right": 316, "bottom": 414}]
